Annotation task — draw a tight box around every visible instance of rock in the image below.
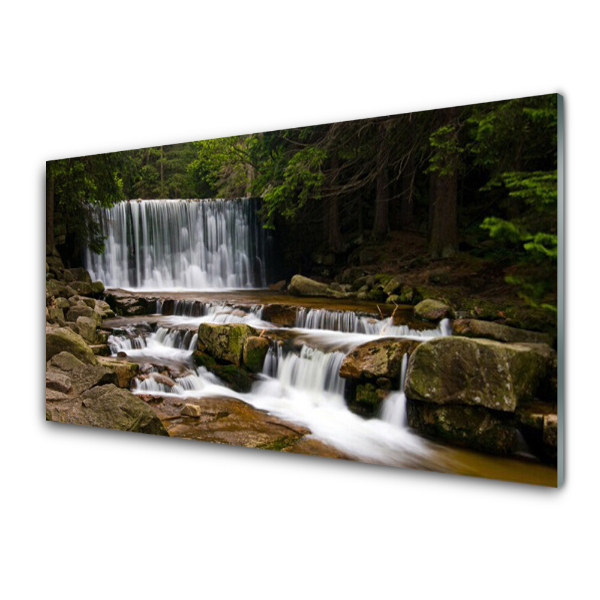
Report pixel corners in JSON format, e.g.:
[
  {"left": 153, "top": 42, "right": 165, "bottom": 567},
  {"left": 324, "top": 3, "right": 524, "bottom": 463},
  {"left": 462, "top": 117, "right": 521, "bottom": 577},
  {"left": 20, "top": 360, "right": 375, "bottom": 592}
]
[
  {"left": 404, "top": 337, "right": 550, "bottom": 412},
  {"left": 149, "top": 373, "right": 176, "bottom": 387},
  {"left": 243, "top": 336, "right": 270, "bottom": 373},
  {"left": 181, "top": 404, "right": 202, "bottom": 417},
  {"left": 69, "top": 267, "right": 92, "bottom": 284},
  {"left": 90, "top": 344, "right": 111, "bottom": 356},
  {"left": 414, "top": 299, "right": 453, "bottom": 321},
  {"left": 76, "top": 316, "right": 97, "bottom": 343},
  {"left": 47, "top": 351, "right": 85, "bottom": 372},
  {"left": 192, "top": 351, "right": 217, "bottom": 369},
  {"left": 46, "top": 371, "right": 72, "bottom": 394},
  {"left": 261, "top": 304, "right": 297, "bottom": 327},
  {"left": 90, "top": 281, "right": 105, "bottom": 297},
  {"left": 398, "top": 286, "right": 419, "bottom": 305},
  {"left": 46, "top": 327, "right": 97, "bottom": 365},
  {"left": 96, "top": 356, "right": 140, "bottom": 388},
  {"left": 383, "top": 275, "right": 402, "bottom": 296},
  {"left": 366, "top": 287, "right": 387, "bottom": 302},
  {"left": 70, "top": 281, "right": 93, "bottom": 296},
  {"left": 543, "top": 414, "right": 558, "bottom": 448},
  {"left": 197, "top": 323, "right": 257, "bottom": 366},
  {"left": 55, "top": 297, "right": 70, "bottom": 310},
  {"left": 49, "top": 384, "right": 168, "bottom": 436},
  {"left": 47, "top": 307, "right": 65, "bottom": 323},
  {"left": 340, "top": 268, "right": 364, "bottom": 285},
  {"left": 386, "top": 294, "right": 400, "bottom": 304},
  {"left": 288, "top": 275, "right": 347, "bottom": 299},
  {"left": 356, "top": 383, "right": 388, "bottom": 407},
  {"left": 268, "top": 280, "right": 287, "bottom": 291},
  {"left": 407, "top": 400, "right": 519, "bottom": 455},
  {"left": 340, "top": 338, "right": 421, "bottom": 380},
  {"left": 452, "top": 319, "right": 552, "bottom": 345},
  {"left": 46, "top": 279, "right": 71, "bottom": 299},
  {"left": 66, "top": 304, "right": 94, "bottom": 322},
  {"left": 208, "top": 364, "right": 254, "bottom": 393},
  {"left": 81, "top": 297, "right": 96, "bottom": 308}
]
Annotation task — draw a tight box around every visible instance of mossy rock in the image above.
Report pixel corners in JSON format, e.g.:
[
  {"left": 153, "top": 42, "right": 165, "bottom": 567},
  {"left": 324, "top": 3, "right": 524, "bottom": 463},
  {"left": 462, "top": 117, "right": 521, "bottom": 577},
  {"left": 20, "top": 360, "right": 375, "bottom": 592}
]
[
  {"left": 197, "top": 323, "right": 257, "bottom": 366},
  {"left": 243, "top": 336, "right": 270, "bottom": 373},
  {"left": 414, "top": 299, "right": 453, "bottom": 321},
  {"left": 192, "top": 351, "right": 217, "bottom": 369},
  {"left": 46, "top": 327, "right": 97, "bottom": 365},
  {"left": 405, "top": 337, "right": 552, "bottom": 413},
  {"left": 208, "top": 364, "right": 254, "bottom": 393}
]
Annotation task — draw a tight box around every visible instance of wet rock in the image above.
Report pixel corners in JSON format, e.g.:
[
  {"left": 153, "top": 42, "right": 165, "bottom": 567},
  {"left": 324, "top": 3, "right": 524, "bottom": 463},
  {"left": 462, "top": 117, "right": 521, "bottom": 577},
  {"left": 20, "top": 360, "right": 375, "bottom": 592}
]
[
  {"left": 96, "top": 356, "right": 140, "bottom": 389},
  {"left": 192, "top": 351, "right": 217, "bottom": 369},
  {"left": 90, "top": 344, "right": 111, "bottom": 356},
  {"left": 76, "top": 316, "right": 97, "bottom": 343},
  {"left": 104, "top": 293, "right": 158, "bottom": 316},
  {"left": 340, "top": 338, "right": 421, "bottom": 381},
  {"left": 261, "top": 304, "right": 297, "bottom": 327},
  {"left": 49, "top": 384, "right": 168, "bottom": 436},
  {"left": 407, "top": 400, "right": 519, "bottom": 455},
  {"left": 46, "top": 327, "right": 97, "bottom": 365},
  {"left": 197, "top": 323, "right": 257, "bottom": 366},
  {"left": 414, "top": 299, "right": 454, "bottom": 321},
  {"left": 208, "top": 364, "right": 254, "bottom": 393},
  {"left": 288, "top": 275, "right": 348, "bottom": 299},
  {"left": 452, "top": 319, "right": 552, "bottom": 345},
  {"left": 356, "top": 383, "right": 388, "bottom": 407},
  {"left": 243, "top": 336, "right": 270, "bottom": 373},
  {"left": 405, "top": 337, "right": 551, "bottom": 412},
  {"left": 149, "top": 373, "right": 176, "bottom": 388},
  {"left": 90, "top": 281, "right": 105, "bottom": 297},
  {"left": 181, "top": 404, "right": 202, "bottom": 417}
]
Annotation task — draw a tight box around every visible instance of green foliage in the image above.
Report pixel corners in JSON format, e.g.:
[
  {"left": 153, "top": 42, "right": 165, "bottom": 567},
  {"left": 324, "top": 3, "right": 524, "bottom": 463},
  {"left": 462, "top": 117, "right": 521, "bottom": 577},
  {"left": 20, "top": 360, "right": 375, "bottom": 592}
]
[{"left": 427, "top": 123, "right": 463, "bottom": 176}]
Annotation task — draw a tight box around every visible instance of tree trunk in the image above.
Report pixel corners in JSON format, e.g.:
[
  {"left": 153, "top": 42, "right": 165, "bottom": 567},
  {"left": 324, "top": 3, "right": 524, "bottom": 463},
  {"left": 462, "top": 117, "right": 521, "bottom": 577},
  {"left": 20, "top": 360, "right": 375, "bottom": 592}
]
[
  {"left": 429, "top": 107, "right": 458, "bottom": 258},
  {"left": 372, "top": 122, "right": 390, "bottom": 239},
  {"left": 399, "top": 167, "right": 415, "bottom": 230},
  {"left": 326, "top": 153, "right": 344, "bottom": 252},
  {"left": 46, "top": 168, "right": 55, "bottom": 252}
]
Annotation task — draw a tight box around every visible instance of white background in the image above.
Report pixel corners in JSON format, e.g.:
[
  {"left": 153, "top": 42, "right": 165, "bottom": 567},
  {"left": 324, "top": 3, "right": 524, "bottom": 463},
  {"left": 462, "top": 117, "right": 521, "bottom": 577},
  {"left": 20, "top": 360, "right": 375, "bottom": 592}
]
[{"left": 1, "top": 2, "right": 598, "bottom": 599}]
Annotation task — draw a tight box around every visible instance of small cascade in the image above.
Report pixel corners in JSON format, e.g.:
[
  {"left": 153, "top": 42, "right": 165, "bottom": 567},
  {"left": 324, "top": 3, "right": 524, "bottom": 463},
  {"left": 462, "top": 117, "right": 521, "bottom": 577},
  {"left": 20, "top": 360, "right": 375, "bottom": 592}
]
[
  {"left": 272, "top": 345, "right": 347, "bottom": 397},
  {"left": 86, "top": 199, "right": 269, "bottom": 290},
  {"left": 380, "top": 353, "right": 409, "bottom": 428},
  {"left": 262, "top": 342, "right": 284, "bottom": 378},
  {"left": 295, "top": 307, "right": 451, "bottom": 339}
]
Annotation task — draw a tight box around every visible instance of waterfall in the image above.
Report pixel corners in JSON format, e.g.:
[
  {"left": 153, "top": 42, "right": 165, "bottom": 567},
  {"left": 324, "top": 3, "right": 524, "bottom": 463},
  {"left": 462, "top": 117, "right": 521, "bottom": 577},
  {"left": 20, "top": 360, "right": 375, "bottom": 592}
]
[
  {"left": 380, "top": 353, "right": 409, "bottom": 428},
  {"left": 86, "top": 199, "right": 268, "bottom": 290}
]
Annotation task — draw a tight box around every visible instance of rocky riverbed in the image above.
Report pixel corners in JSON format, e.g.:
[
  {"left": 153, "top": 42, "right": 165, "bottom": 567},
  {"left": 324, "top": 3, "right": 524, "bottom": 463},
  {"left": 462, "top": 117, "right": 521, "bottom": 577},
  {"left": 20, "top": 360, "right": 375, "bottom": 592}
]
[{"left": 46, "top": 252, "right": 558, "bottom": 486}]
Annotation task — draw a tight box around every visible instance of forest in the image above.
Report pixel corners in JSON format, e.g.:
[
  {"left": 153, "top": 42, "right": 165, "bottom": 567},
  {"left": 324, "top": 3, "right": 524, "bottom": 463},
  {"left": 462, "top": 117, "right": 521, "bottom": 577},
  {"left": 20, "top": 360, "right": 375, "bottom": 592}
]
[{"left": 46, "top": 93, "right": 558, "bottom": 317}]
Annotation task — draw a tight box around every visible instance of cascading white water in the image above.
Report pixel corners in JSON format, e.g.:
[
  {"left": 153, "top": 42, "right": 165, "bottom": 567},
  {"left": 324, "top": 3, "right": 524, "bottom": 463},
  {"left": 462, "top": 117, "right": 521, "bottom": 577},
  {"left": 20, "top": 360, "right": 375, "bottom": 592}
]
[
  {"left": 380, "top": 353, "right": 409, "bottom": 428},
  {"left": 295, "top": 307, "right": 451, "bottom": 338},
  {"left": 86, "top": 199, "right": 268, "bottom": 290}
]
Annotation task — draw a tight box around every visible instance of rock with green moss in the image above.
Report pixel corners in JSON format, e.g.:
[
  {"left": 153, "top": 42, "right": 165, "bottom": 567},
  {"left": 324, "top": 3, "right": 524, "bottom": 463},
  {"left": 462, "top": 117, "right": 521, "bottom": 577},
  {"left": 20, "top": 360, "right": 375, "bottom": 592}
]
[
  {"left": 405, "top": 337, "right": 551, "bottom": 412},
  {"left": 243, "top": 336, "right": 270, "bottom": 372},
  {"left": 69, "top": 267, "right": 92, "bottom": 284},
  {"left": 406, "top": 400, "right": 519, "bottom": 455},
  {"left": 414, "top": 299, "right": 453, "bottom": 321},
  {"left": 76, "top": 316, "right": 97, "bottom": 343},
  {"left": 261, "top": 304, "right": 297, "bottom": 327},
  {"left": 288, "top": 275, "right": 348, "bottom": 299},
  {"left": 96, "top": 356, "right": 140, "bottom": 389},
  {"left": 208, "top": 364, "right": 254, "bottom": 393},
  {"left": 197, "top": 323, "right": 258, "bottom": 366},
  {"left": 340, "top": 338, "right": 421, "bottom": 380},
  {"left": 90, "top": 280, "right": 105, "bottom": 297},
  {"left": 383, "top": 275, "right": 402, "bottom": 296},
  {"left": 70, "top": 281, "right": 93, "bottom": 296},
  {"left": 46, "top": 327, "right": 97, "bottom": 365},
  {"left": 192, "top": 351, "right": 217, "bottom": 369}
]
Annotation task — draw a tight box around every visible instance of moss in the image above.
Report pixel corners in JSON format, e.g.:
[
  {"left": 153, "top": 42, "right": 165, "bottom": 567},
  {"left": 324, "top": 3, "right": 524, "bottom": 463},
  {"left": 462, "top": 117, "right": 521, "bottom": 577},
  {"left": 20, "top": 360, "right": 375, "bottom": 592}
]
[
  {"left": 208, "top": 364, "right": 254, "bottom": 393},
  {"left": 258, "top": 435, "right": 297, "bottom": 452},
  {"left": 192, "top": 351, "right": 216, "bottom": 368}
]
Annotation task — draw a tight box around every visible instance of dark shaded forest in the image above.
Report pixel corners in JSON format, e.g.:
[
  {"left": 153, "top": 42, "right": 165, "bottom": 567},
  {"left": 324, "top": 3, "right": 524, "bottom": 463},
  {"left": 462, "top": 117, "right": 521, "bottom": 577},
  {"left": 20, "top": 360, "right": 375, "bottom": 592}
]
[{"left": 46, "top": 94, "right": 558, "bottom": 314}]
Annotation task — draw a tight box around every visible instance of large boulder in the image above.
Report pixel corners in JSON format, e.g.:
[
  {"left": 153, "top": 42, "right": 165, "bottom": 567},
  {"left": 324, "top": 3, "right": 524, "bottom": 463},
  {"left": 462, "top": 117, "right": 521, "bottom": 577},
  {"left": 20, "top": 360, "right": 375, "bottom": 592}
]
[
  {"left": 414, "top": 299, "right": 453, "bottom": 322},
  {"left": 76, "top": 316, "right": 97, "bottom": 343},
  {"left": 197, "top": 323, "right": 257, "bottom": 366},
  {"left": 69, "top": 267, "right": 92, "bottom": 284},
  {"left": 46, "top": 327, "right": 97, "bottom": 365},
  {"left": 405, "top": 337, "right": 551, "bottom": 412},
  {"left": 70, "top": 281, "right": 93, "bottom": 296},
  {"left": 452, "top": 319, "right": 551, "bottom": 345},
  {"left": 288, "top": 275, "right": 347, "bottom": 299},
  {"left": 49, "top": 384, "right": 168, "bottom": 436},
  {"left": 66, "top": 303, "right": 95, "bottom": 323},
  {"left": 340, "top": 338, "right": 421, "bottom": 380},
  {"left": 243, "top": 336, "right": 270, "bottom": 373}
]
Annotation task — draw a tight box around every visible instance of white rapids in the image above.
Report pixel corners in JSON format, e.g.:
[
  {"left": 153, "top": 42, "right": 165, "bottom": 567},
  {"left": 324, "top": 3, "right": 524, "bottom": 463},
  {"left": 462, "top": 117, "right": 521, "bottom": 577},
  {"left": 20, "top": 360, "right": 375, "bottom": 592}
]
[{"left": 108, "top": 302, "right": 452, "bottom": 468}]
